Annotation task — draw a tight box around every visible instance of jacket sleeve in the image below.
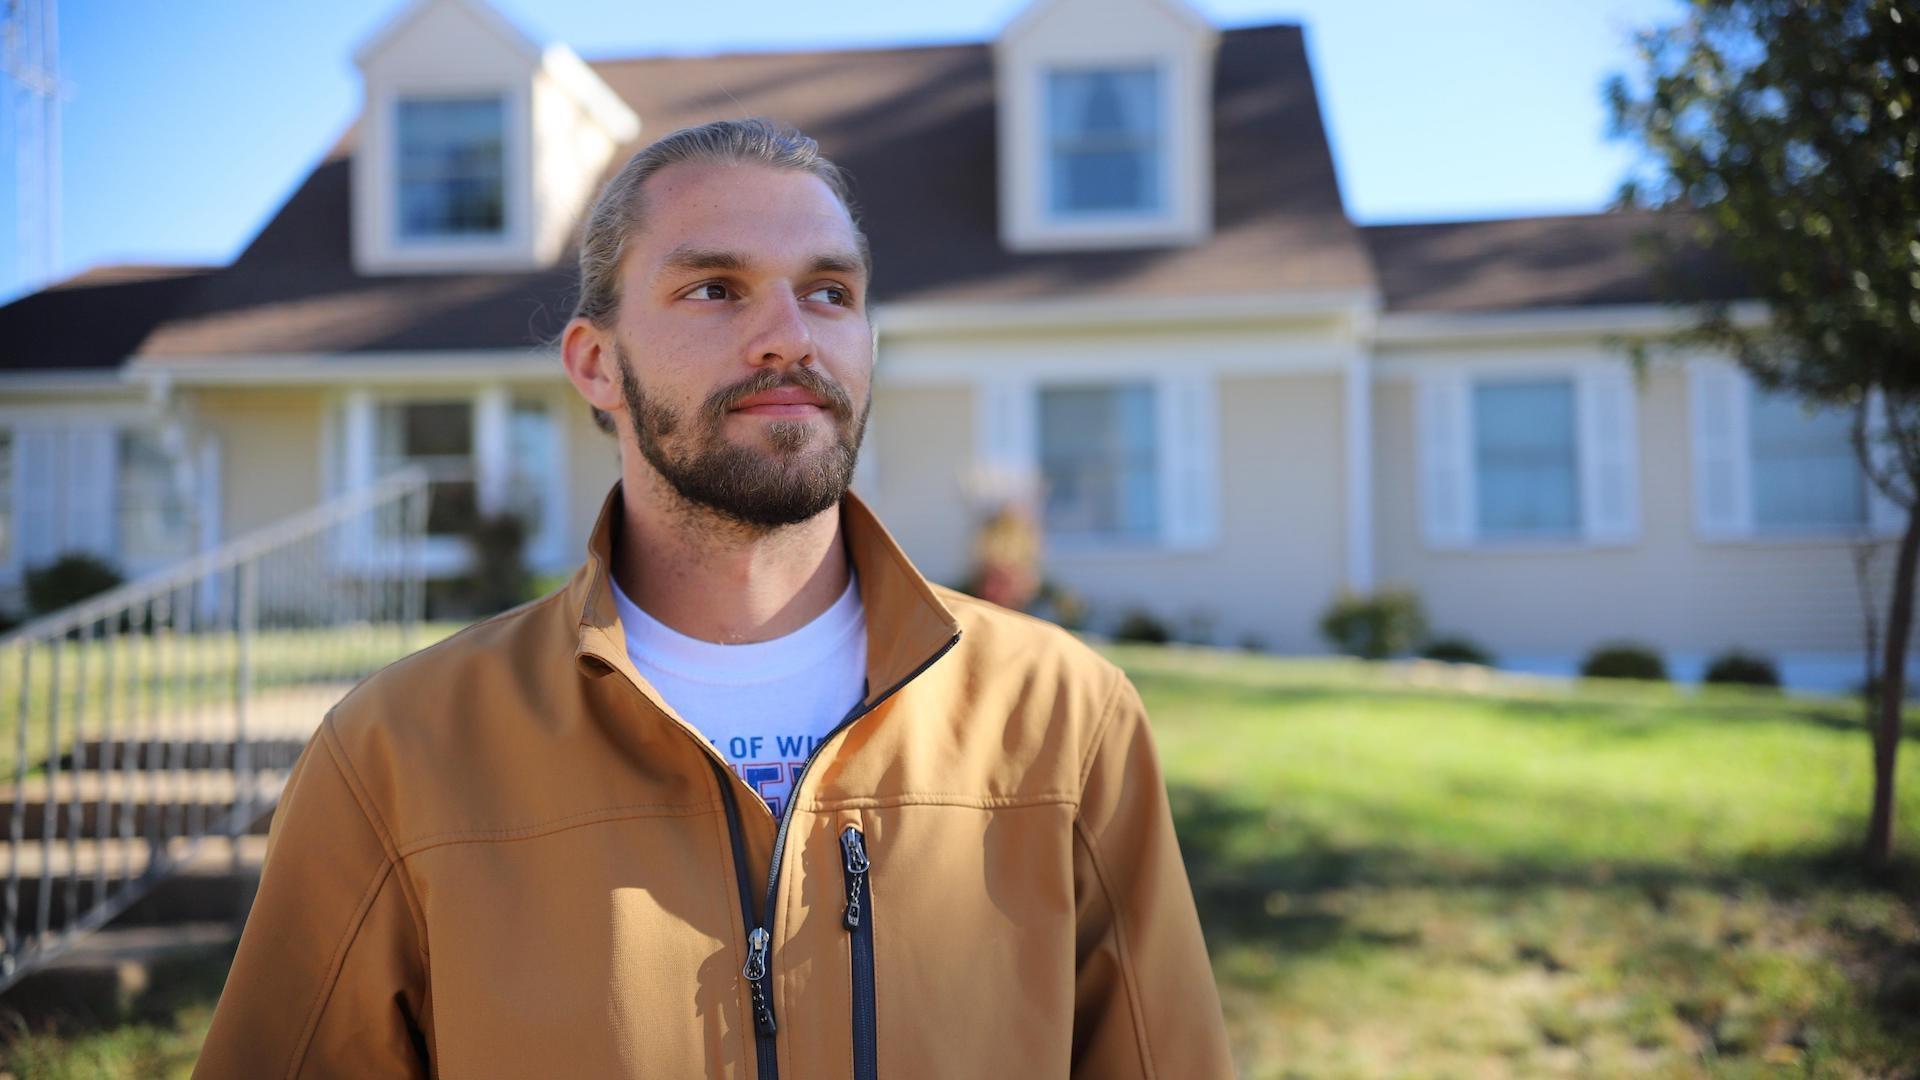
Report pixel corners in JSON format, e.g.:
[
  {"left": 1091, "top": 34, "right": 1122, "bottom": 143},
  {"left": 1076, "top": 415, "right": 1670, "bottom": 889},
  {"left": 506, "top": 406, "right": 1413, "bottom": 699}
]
[
  {"left": 193, "top": 714, "right": 432, "bottom": 1079},
  {"left": 1070, "top": 669, "right": 1234, "bottom": 1079}
]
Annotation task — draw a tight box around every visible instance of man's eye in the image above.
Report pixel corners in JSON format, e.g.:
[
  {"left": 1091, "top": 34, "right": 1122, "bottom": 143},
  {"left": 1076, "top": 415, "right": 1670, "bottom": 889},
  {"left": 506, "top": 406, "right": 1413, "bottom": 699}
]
[
  {"left": 683, "top": 282, "right": 733, "bottom": 301},
  {"left": 802, "top": 284, "right": 850, "bottom": 306}
]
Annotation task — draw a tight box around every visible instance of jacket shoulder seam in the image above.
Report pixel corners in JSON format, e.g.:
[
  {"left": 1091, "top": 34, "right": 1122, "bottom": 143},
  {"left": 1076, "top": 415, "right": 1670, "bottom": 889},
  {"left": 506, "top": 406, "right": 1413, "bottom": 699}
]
[
  {"left": 1076, "top": 664, "right": 1131, "bottom": 799},
  {"left": 395, "top": 800, "right": 719, "bottom": 859},
  {"left": 283, "top": 856, "right": 397, "bottom": 1080},
  {"left": 1072, "top": 817, "right": 1160, "bottom": 1079},
  {"left": 320, "top": 720, "right": 432, "bottom": 970}
]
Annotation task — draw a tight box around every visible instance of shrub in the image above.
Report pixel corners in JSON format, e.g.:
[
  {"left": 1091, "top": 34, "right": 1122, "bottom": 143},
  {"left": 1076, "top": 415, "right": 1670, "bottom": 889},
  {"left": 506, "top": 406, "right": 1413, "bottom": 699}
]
[
  {"left": 1318, "top": 587, "right": 1428, "bottom": 660},
  {"left": 1029, "top": 579, "right": 1088, "bottom": 630},
  {"left": 1580, "top": 640, "right": 1669, "bottom": 682},
  {"left": 1421, "top": 634, "right": 1495, "bottom": 666},
  {"left": 454, "top": 511, "right": 531, "bottom": 617},
  {"left": 1703, "top": 649, "right": 1781, "bottom": 689},
  {"left": 1113, "top": 608, "right": 1171, "bottom": 644},
  {"left": 25, "top": 552, "right": 124, "bottom": 616}
]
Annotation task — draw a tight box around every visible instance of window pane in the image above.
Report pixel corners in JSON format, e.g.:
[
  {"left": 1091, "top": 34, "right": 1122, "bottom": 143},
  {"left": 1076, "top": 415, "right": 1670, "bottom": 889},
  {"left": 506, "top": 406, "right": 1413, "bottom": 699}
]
[
  {"left": 1473, "top": 379, "right": 1580, "bottom": 537},
  {"left": 1040, "top": 384, "right": 1158, "bottom": 539},
  {"left": 375, "top": 401, "right": 475, "bottom": 538},
  {"left": 117, "top": 429, "right": 194, "bottom": 563},
  {"left": 1046, "top": 68, "right": 1162, "bottom": 215},
  {"left": 506, "top": 398, "right": 554, "bottom": 530},
  {"left": 397, "top": 97, "right": 505, "bottom": 239},
  {"left": 1750, "top": 385, "right": 1866, "bottom": 529}
]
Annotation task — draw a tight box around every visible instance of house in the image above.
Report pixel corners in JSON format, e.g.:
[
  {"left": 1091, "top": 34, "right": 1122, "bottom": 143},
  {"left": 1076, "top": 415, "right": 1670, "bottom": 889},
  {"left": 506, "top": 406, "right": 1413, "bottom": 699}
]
[{"left": 0, "top": 0, "right": 1899, "bottom": 692}]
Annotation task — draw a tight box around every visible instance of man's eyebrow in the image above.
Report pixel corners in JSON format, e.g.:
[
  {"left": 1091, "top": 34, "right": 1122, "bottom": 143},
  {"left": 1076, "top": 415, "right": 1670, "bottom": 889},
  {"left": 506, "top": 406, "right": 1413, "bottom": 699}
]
[
  {"left": 806, "top": 252, "right": 867, "bottom": 278},
  {"left": 659, "top": 246, "right": 750, "bottom": 274}
]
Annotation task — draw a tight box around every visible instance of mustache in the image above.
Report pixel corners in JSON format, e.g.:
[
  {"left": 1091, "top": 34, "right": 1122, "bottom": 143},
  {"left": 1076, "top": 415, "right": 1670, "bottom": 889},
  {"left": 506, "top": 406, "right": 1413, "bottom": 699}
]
[{"left": 701, "top": 365, "right": 855, "bottom": 424}]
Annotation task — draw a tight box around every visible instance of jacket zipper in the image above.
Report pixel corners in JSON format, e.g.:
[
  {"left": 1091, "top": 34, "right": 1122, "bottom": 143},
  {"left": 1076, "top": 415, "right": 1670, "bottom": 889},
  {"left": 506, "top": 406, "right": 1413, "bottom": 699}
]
[
  {"left": 841, "top": 825, "right": 878, "bottom": 1080},
  {"left": 711, "top": 630, "right": 960, "bottom": 1080}
]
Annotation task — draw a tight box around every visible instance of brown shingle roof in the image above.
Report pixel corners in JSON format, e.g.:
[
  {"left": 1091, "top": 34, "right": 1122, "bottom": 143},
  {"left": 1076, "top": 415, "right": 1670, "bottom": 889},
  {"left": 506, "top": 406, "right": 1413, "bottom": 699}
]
[
  {"left": 0, "top": 265, "right": 214, "bottom": 372},
  {"left": 1361, "top": 210, "right": 1751, "bottom": 313},
  {"left": 130, "top": 24, "right": 1376, "bottom": 361}
]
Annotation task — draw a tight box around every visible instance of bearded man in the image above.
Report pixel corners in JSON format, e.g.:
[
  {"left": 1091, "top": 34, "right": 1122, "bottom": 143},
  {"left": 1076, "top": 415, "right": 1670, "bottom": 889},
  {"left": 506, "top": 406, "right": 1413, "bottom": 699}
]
[{"left": 194, "top": 117, "right": 1231, "bottom": 1080}]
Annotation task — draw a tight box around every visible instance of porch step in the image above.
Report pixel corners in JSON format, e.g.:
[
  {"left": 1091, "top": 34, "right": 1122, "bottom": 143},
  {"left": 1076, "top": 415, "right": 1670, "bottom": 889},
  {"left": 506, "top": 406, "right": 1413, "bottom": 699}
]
[
  {"left": 3, "top": 835, "right": 268, "bottom": 936},
  {"left": 0, "top": 772, "right": 285, "bottom": 839},
  {"left": 0, "top": 921, "right": 241, "bottom": 1031},
  {"left": 56, "top": 736, "right": 310, "bottom": 772}
]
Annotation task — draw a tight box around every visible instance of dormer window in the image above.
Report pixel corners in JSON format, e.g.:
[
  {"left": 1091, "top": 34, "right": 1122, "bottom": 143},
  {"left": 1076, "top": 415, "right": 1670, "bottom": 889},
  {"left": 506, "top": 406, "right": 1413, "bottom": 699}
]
[
  {"left": 1046, "top": 66, "right": 1164, "bottom": 219},
  {"left": 396, "top": 95, "right": 507, "bottom": 241}
]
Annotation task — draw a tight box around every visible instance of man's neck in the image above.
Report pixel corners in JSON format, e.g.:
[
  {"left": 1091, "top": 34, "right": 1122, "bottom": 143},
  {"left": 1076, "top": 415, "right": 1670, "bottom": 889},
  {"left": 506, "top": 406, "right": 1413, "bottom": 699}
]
[{"left": 612, "top": 468, "right": 851, "bottom": 645}]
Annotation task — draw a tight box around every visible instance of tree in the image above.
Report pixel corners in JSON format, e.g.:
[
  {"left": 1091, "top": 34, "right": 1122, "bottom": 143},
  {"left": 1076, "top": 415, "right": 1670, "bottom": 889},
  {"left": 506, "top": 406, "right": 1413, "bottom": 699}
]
[{"left": 1605, "top": 0, "right": 1919, "bottom": 866}]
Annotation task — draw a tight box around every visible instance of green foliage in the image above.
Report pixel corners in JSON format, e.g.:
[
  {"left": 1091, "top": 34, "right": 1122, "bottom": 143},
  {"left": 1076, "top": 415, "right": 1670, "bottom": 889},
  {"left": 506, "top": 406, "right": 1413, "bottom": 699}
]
[
  {"left": 1419, "top": 634, "right": 1495, "bottom": 666},
  {"left": 1113, "top": 608, "right": 1171, "bottom": 644},
  {"left": 1581, "top": 640, "right": 1671, "bottom": 681},
  {"left": 1705, "top": 647, "right": 1783, "bottom": 687},
  {"left": 1317, "top": 587, "right": 1428, "bottom": 660},
  {"left": 24, "top": 552, "right": 124, "bottom": 616}
]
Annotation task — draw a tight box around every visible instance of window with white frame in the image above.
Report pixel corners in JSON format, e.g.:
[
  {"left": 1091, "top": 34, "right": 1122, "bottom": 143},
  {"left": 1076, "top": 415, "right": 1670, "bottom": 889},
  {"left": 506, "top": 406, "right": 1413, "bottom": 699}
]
[
  {"left": 1045, "top": 66, "right": 1164, "bottom": 218},
  {"left": 396, "top": 95, "right": 506, "bottom": 241},
  {"left": 116, "top": 429, "right": 194, "bottom": 564},
  {"left": 1748, "top": 382, "right": 1867, "bottom": 530},
  {"left": 375, "top": 400, "right": 477, "bottom": 538},
  {"left": 1418, "top": 365, "right": 1638, "bottom": 549},
  {"left": 1472, "top": 378, "right": 1581, "bottom": 539},
  {"left": 1038, "top": 383, "right": 1160, "bottom": 540}
]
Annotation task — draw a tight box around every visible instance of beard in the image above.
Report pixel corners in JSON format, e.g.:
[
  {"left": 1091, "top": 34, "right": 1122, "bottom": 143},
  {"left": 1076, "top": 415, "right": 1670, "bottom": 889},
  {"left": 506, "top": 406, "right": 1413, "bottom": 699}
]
[{"left": 613, "top": 339, "right": 870, "bottom": 530}]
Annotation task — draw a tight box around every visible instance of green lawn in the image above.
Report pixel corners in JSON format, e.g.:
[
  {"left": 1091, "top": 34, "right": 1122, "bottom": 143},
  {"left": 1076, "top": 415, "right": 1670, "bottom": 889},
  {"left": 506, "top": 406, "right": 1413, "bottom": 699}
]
[{"left": 4, "top": 644, "right": 1917, "bottom": 1078}]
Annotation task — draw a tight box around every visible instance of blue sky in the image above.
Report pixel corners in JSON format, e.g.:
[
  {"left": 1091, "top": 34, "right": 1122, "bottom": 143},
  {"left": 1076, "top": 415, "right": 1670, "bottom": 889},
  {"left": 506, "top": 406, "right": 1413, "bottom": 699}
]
[{"left": 0, "top": 0, "right": 1681, "bottom": 304}]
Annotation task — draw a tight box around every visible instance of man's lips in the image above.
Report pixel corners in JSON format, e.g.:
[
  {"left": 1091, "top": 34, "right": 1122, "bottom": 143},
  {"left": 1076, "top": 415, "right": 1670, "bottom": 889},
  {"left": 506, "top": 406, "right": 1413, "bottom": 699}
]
[{"left": 729, "top": 387, "right": 829, "bottom": 416}]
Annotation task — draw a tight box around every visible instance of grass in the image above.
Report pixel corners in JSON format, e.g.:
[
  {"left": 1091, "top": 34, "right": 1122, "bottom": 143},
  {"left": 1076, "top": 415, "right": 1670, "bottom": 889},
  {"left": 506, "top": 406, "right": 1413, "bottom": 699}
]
[
  {"left": 1111, "top": 644, "right": 1920, "bottom": 1078},
  {"left": 3, "top": 644, "right": 1918, "bottom": 1077}
]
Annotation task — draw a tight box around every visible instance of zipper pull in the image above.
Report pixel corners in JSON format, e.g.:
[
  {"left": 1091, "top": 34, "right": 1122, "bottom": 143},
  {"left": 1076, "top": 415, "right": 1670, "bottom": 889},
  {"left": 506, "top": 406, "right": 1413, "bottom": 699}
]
[
  {"left": 743, "top": 926, "right": 777, "bottom": 1035},
  {"left": 841, "top": 826, "right": 870, "bottom": 930}
]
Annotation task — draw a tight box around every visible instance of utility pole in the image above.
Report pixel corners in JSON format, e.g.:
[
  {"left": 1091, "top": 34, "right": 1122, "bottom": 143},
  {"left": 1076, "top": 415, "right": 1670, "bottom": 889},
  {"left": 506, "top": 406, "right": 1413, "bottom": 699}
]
[{"left": 2, "top": 0, "right": 60, "bottom": 292}]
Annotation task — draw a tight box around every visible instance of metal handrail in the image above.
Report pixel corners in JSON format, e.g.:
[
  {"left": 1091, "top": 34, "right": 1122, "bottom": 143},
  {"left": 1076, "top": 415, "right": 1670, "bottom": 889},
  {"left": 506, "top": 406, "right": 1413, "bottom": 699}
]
[{"left": 0, "top": 467, "right": 431, "bottom": 990}]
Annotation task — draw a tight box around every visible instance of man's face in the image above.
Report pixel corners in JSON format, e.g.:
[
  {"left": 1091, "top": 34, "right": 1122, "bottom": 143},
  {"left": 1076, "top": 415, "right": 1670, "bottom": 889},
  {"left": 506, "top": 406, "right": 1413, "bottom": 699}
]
[{"left": 608, "top": 160, "right": 873, "bottom": 529}]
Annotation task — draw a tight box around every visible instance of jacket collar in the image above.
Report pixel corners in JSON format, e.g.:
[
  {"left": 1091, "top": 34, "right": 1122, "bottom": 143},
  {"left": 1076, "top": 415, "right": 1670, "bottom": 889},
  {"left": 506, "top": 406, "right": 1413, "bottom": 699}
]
[{"left": 568, "top": 480, "right": 962, "bottom": 706}]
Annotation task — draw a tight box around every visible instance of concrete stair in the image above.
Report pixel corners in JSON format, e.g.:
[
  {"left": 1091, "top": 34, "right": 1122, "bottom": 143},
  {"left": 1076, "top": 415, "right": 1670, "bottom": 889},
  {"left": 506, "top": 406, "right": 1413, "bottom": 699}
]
[{"left": 0, "top": 686, "right": 336, "bottom": 1029}]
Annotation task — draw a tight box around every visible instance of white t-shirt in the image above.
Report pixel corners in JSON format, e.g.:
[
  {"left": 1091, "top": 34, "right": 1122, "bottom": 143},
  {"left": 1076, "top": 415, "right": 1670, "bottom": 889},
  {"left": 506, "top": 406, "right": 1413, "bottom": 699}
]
[{"left": 610, "top": 570, "right": 868, "bottom": 819}]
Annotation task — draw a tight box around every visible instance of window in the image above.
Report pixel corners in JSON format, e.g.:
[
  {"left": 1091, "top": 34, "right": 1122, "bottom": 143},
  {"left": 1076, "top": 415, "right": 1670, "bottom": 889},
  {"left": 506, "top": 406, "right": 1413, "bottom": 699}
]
[
  {"left": 116, "top": 429, "right": 194, "bottom": 564},
  {"left": 396, "top": 96, "right": 506, "bottom": 240},
  {"left": 1749, "top": 383, "right": 1867, "bottom": 530},
  {"left": 1472, "top": 378, "right": 1581, "bottom": 539},
  {"left": 1045, "top": 67, "right": 1163, "bottom": 217},
  {"left": 375, "top": 401, "right": 476, "bottom": 538},
  {"left": 1039, "top": 383, "right": 1159, "bottom": 540}
]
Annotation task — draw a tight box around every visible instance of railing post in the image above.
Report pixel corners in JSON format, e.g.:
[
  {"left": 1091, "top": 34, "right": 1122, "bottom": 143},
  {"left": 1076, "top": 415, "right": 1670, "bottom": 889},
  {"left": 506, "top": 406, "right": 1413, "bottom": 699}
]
[
  {"left": 4, "top": 643, "right": 33, "bottom": 976},
  {"left": 232, "top": 559, "right": 257, "bottom": 877}
]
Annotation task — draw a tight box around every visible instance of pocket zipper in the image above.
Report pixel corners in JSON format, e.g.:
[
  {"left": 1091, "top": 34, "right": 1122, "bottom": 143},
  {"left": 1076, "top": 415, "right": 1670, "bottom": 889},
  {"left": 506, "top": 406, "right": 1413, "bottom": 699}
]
[{"left": 841, "top": 825, "right": 878, "bottom": 1080}]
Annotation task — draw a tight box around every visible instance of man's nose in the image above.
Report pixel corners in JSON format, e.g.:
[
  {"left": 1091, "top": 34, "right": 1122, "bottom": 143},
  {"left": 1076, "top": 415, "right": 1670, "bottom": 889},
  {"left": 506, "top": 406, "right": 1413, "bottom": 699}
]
[{"left": 745, "top": 288, "right": 815, "bottom": 370}]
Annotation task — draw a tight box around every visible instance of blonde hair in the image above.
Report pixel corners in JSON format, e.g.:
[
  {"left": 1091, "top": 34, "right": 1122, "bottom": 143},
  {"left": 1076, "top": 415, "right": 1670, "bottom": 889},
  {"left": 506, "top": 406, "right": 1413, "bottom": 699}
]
[{"left": 569, "top": 118, "right": 870, "bottom": 434}]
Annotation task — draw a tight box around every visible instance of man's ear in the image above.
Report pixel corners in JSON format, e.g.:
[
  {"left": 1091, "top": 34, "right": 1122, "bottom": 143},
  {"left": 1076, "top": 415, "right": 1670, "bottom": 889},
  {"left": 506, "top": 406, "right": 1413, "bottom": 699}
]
[{"left": 561, "top": 318, "right": 626, "bottom": 416}]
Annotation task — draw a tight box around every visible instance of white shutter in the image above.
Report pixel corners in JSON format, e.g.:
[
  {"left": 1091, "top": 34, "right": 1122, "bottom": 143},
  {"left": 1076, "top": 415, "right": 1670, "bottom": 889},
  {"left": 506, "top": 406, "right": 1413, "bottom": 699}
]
[
  {"left": 1157, "top": 373, "right": 1219, "bottom": 549},
  {"left": 1577, "top": 364, "right": 1640, "bottom": 544},
  {"left": 17, "top": 426, "right": 61, "bottom": 569},
  {"left": 1416, "top": 370, "right": 1474, "bottom": 548},
  {"left": 64, "top": 426, "right": 119, "bottom": 562},
  {"left": 1688, "top": 360, "right": 1751, "bottom": 538},
  {"left": 1866, "top": 386, "right": 1909, "bottom": 536},
  {"left": 474, "top": 384, "right": 510, "bottom": 515},
  {"left": 975, "top": 375, "right": 1038, "bottom": 500}
]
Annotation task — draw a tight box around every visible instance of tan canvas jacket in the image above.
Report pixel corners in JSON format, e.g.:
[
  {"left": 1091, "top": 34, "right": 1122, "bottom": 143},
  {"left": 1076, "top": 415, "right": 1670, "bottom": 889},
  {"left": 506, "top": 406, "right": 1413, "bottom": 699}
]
[{"left": 194, "top": 480, "right": 1233, "bottom": 1079}]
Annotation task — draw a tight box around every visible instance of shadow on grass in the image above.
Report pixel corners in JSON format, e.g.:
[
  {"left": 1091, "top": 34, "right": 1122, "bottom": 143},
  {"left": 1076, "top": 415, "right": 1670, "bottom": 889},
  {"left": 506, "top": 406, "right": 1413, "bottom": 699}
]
[{"left": 1169, "top": 780, "right": 1920, "bottom": 1059}]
